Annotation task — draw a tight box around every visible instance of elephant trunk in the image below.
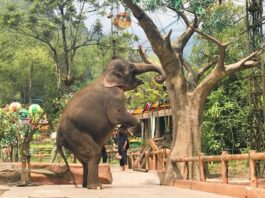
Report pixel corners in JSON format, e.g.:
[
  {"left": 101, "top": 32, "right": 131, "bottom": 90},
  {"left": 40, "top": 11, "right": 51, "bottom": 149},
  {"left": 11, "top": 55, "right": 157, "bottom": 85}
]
[{"left": 133, "top": 63, "right": 166, "bottom": 83}]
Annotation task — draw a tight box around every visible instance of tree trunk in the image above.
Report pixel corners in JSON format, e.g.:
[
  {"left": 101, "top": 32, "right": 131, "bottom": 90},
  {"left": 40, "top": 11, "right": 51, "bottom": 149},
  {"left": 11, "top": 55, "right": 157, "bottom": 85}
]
[
  {"left": 20, "top": 137, "right": 31, "bottom": 186},
  {"left": 59, "top": 5, "right": 71, "bottom": 94},
  {"left": 55, "top": 62, "right": 62, "bottom": 98},
  {"left": 161, "top": 91, "right": 204, "bottom": 184},
  {"left": 28, "top": 63, "right": 33, "bottom": 104},
  {"left": 123, "top": 0, "right": 260, "bottom": 186}
]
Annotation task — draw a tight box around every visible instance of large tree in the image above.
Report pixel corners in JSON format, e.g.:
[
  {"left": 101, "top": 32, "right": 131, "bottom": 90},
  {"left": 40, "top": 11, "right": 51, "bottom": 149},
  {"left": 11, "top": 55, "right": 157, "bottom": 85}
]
[
  {"left": 1, "top": 0, "right": 103, "bottom": 96},
  {"left": 122, "top": 0, "right": 262, "bottom": 183}
]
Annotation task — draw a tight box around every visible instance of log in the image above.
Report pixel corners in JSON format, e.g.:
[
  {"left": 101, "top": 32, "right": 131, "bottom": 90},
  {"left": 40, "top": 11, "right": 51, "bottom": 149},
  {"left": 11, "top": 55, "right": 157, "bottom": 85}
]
[
  {"left": 132, "top": 146, "right": 150, "bottom": 168},
  {"left": 133, "top": 168, "right": 148, "bottom": 172},
  {"left": 148, "top": 139, "right": 159, "bottom": 151}
]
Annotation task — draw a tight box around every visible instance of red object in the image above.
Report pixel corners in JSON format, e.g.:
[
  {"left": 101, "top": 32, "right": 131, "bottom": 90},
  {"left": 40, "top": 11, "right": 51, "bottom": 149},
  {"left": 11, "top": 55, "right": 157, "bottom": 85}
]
[{"left": 144, "top": 103, "right": 152, "bottom": 111}]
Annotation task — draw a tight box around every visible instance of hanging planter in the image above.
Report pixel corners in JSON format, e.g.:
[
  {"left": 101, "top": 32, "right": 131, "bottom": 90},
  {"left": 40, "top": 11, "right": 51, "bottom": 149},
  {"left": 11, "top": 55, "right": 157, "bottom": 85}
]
[
  {"left": 9, "top": 102, "right": 22, "bottom": 112},
  {"left": 113, "top": 12, "right": 131, "bottom": 30},
  {"left": 19, "top": 108, "right": 29, "bottom": 119},
  {"left": 28, "top": 104, "right": 43, "bottom": 117}
]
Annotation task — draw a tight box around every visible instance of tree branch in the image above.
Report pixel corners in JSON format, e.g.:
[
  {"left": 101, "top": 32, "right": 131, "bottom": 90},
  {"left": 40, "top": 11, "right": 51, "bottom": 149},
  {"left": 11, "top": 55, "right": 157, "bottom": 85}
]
[
  {"left": 194, "top": 50, "right": 261, "bottom": 101},
  {"left": 70, "top": 1, "right": 86, "bottom": 52},
  {"left": 123, "top": 0, "right": 164, "bottom": 49},
  {"left": 183, "top": 59, "right": 196, "bottom": 89},
  {"left": 175, "top": 10, "right": 190, "bottom": 26},
  {"left": 192, "top": 28, "right": 230, "bottom": 70},
  {"left": 195, "top": 59, "right": 218, "bottom": 82},
  {"left": 6, "top": 26, "right": 58, "bottom": 60},
  {"left": 192, "top": 28, "right": 227, "bottom": 47},
  {"left": 225, "top": 51, "right": 262, "bottom": 74},
  {"left": 178, "top": 16, "right": 198, "bottom": 51},
  {"left": 171, "top": 11, "right": 198, "bottom": 52},
  {"left": 240, "top": 16, "right": 265, "bottom": 35},
  {"left": 138, "top": 46, "right": 153, "bottom": 64}
]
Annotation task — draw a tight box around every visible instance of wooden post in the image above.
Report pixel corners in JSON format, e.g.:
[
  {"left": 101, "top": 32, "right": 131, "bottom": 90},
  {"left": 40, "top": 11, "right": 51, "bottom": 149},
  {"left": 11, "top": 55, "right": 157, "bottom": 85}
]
[
  {"left": 221, "top": 151, "right": 228, "bottom": 184},
  {"left": 145, "top": 151, "right": 149, "bottom": 170},
  {"left": 250, "top": 150, "right": 258, "bottom": 188},
  {"left": 132, "top": 145, "right": 149, "bottom": 168},
  {"left": 183, "top": 162, "right": 189, "bottom": 180},
  {"left": 153, "top": 154, "right": 157, "bottom": 170},
  {"left": 148, "top": 138, "right": 159, "bottom": 151},
  {"left": 162, "top": 148, "right": 166, "bottom": 170},
  {"left": 199, "top": 153, "right": 206, "bottom": 182}
]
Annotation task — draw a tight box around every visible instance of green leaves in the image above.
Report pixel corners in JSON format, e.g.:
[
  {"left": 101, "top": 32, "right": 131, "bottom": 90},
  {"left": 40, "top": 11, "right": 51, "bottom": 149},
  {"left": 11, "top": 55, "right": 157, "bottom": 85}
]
[
  {"left": 134, "top": 0, "right": 214, "bottom": 15},
  {"left": 0, "top": 29, "right": 57, "bottom": 106},
  {"left": 189, "top": 2, "right": 250, "bottom": 155},
  {"left": 190, "top": 0, "right": 214, "bottom": 15},
  {"left": 171, "top": 0, "right": 182, "bottom": 9},
  {"left": 0, "top": 111, "right": 20, "bottom": 146},
  {"left": 202, "top": 74, "right": 250, "bottom": 155},
  {"left": 126, "top": 76, "right": 168, "bottom": 109}
]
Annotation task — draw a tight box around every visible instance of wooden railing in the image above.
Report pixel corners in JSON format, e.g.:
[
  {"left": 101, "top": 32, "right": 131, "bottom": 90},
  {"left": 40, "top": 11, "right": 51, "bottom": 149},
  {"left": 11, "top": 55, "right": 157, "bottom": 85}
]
[
  {"left": 171, "top": 150, "right": 265, "bottom": 188},
  {"left": 128, "top": 148, "right": 170, "bottom": 171}
]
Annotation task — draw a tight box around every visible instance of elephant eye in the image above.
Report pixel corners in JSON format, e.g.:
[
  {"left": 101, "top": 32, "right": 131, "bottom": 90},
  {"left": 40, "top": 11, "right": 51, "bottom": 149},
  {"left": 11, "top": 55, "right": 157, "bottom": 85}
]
[
  {"left": 114, "top": 72, "right": 123, "bottom": 78},
  {"left": 129, "top": 65, "right": 135, "bottom": 73}
]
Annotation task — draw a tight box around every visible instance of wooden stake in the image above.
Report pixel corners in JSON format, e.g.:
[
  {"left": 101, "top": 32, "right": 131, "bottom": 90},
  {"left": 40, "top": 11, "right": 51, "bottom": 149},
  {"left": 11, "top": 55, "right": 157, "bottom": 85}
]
[
  {"left": 221, "top": 151, "right": 228, "bottom": 184},
  {"left": 250, "top": 150, "right": 258, "bottom": 188}
]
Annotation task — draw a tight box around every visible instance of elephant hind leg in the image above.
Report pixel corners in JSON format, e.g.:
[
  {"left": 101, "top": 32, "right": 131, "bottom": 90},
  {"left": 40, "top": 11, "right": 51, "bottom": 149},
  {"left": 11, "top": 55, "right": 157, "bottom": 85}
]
[
  {"left": 87, "top": 155, "right": 102, "bottom": 189},
  {"left": 56, "top": 134, "right": 77, "bottom": 187},
  {"left": 75, "top": 153, "right": 102, "bottom": 189},
  {"left": 63, "top": 131, "right": 102, "bottom": 189}
]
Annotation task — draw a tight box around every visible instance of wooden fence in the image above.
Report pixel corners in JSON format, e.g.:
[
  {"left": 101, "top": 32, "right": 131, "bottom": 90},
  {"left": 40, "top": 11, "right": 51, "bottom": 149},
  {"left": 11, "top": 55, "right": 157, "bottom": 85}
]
[
  {"left": 128, "top": 148, "right": 170, "bottom": 171},
  {"left": 171, "top": 150, "right": 265, "bottom": 188}
]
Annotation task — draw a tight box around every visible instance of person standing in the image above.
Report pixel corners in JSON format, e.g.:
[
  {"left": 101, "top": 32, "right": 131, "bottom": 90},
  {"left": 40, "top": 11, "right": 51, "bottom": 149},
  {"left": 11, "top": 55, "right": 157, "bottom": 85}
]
[
  {"left": 101, "top": 145, "right": 108, "bottom": 163},
  {"left": 117, "top": 125, "right": 132, "bottom": 171},
  {"left": 50, "top": 131, "right": 58, "bottom": 163}
]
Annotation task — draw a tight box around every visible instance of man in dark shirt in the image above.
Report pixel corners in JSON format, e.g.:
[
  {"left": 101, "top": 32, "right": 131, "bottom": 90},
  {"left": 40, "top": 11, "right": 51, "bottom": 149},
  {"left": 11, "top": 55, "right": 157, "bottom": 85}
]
[
  {"left": 101, "top": 145, "right": 108, "bottom": 163},
  {"left": 117, "top": 125, "right": 132, "bottom": 171}
]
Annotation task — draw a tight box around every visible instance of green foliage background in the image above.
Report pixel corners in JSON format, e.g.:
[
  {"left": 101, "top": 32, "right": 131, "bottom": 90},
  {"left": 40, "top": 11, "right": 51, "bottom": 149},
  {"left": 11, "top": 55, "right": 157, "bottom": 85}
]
[
  {"left": 0, "top": 0, "right": 260, "bottom": 156},
  {"left": 193, "top": 2, "right": 250, "bottom": 154}
]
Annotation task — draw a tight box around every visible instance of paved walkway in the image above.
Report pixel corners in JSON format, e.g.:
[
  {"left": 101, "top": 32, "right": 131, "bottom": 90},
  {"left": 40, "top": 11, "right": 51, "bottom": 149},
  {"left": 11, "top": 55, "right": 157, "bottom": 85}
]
[{"left": 0, "top": 167, "right": 233, "bottom": 198}]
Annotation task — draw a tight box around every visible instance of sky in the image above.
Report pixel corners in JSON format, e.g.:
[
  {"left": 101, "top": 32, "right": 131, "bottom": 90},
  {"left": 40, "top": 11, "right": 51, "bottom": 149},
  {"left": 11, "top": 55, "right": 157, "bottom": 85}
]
[
  {"left": 86, "top": 7, "right": 192, "bottom": 57},
  {"left": 85, "top": 1, "right": 247, "bottom": 58}
]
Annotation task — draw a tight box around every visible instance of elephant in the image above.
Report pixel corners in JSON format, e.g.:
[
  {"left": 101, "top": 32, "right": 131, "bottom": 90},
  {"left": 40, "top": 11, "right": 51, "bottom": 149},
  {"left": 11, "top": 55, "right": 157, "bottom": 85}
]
[{"left": 56, "top": 59, "right": 166, "bottom": 189}]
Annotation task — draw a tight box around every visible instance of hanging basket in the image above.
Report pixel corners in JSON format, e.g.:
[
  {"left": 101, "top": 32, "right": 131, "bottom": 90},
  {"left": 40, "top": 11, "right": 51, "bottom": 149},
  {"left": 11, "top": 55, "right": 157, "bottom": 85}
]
[
  {"left": 28, "top": 104, "right": 43, "bottom": 116},
  {"left": 113, "top": 12, "right": 131, "bottom": 30},
  {"left": 9, "top": 102, "right": 22, "bottom": 112}
]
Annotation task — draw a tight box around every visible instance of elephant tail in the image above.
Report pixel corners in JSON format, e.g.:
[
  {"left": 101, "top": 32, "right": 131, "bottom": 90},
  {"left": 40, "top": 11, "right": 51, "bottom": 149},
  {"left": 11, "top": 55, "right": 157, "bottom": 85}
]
[{"left": 57, "top": 141, "right": 77, "bottom": 188}]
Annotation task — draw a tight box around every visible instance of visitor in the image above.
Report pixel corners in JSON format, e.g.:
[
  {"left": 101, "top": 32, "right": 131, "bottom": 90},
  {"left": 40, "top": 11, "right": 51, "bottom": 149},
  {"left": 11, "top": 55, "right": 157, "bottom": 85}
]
[
  {"left": 50, "top": 131, "right": 76, "bottom": 163},
  {"left": 50, "top": 131, "right": 58, "bottom": 163},
  {"left": 101, "top": 145, "right": 108, "bottom": 163},
  {"left": 117, "top": 125, "right": 133, "bottom": 171}
]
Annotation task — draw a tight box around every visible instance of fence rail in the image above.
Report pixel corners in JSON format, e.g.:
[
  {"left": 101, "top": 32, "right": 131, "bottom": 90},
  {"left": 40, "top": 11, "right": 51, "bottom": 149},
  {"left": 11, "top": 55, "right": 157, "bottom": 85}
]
[
  {"left": 128, "top": 148, "right": 170, "bottom": 171},
  {"left": 171, "top": 150, "right": 265, "bottom": 187}
]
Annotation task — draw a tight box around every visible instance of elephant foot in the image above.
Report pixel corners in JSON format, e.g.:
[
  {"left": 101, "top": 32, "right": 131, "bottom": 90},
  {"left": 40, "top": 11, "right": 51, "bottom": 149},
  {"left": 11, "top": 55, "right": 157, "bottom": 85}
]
[{"left": 87, "top": 183, "right": 103, "bottom": 190}]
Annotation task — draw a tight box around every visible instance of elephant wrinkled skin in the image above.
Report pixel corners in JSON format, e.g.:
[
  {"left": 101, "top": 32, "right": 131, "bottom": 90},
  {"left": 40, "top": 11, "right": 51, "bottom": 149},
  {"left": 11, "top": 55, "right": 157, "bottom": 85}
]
[{"left": 56, "top": 59, "right": 165, "bottom": 189}]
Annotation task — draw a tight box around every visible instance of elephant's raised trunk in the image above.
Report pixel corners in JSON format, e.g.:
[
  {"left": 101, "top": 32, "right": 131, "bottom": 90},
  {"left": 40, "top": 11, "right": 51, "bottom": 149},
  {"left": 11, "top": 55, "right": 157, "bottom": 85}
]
[{"left": 133, "top": 63, "right": 166, "bottom": 83}]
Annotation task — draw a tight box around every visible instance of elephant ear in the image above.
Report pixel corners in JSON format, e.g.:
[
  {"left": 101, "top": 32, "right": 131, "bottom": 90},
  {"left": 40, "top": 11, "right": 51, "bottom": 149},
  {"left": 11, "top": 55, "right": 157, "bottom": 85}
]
[{"left": 103, "top": 69, "right": 125, "bottom": 88}]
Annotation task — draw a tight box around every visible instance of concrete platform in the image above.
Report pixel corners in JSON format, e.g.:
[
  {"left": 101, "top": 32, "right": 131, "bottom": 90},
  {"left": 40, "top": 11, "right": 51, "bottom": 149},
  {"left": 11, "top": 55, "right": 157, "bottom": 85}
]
[{"left": 0, "top": 165, "right": 232, "bottom": 198}]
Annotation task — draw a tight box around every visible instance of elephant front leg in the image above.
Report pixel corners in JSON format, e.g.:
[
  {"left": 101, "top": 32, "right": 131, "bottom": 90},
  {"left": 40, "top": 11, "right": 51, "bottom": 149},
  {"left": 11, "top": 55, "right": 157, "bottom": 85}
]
[
  {"left": 107, "top": 102, "right": 140, "bottom": 129},
  {"left": 87, "top": 155, "right": 102, "bottom": 189},
  {"left": 81, "top": 162, "right": 88, "bottom": 188}
]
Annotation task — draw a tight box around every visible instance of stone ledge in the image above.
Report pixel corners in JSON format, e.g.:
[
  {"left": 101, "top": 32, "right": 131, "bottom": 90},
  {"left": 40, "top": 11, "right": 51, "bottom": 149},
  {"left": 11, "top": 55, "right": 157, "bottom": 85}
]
[
  {"left": 0, "top": 186, "right": 8, "bottom": 196},
  {"left": 169, "top": 179, "right": 265, "bottom": 198},
  {"left": 0, "top": 163, "right": 112, "bottom": 185}
]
